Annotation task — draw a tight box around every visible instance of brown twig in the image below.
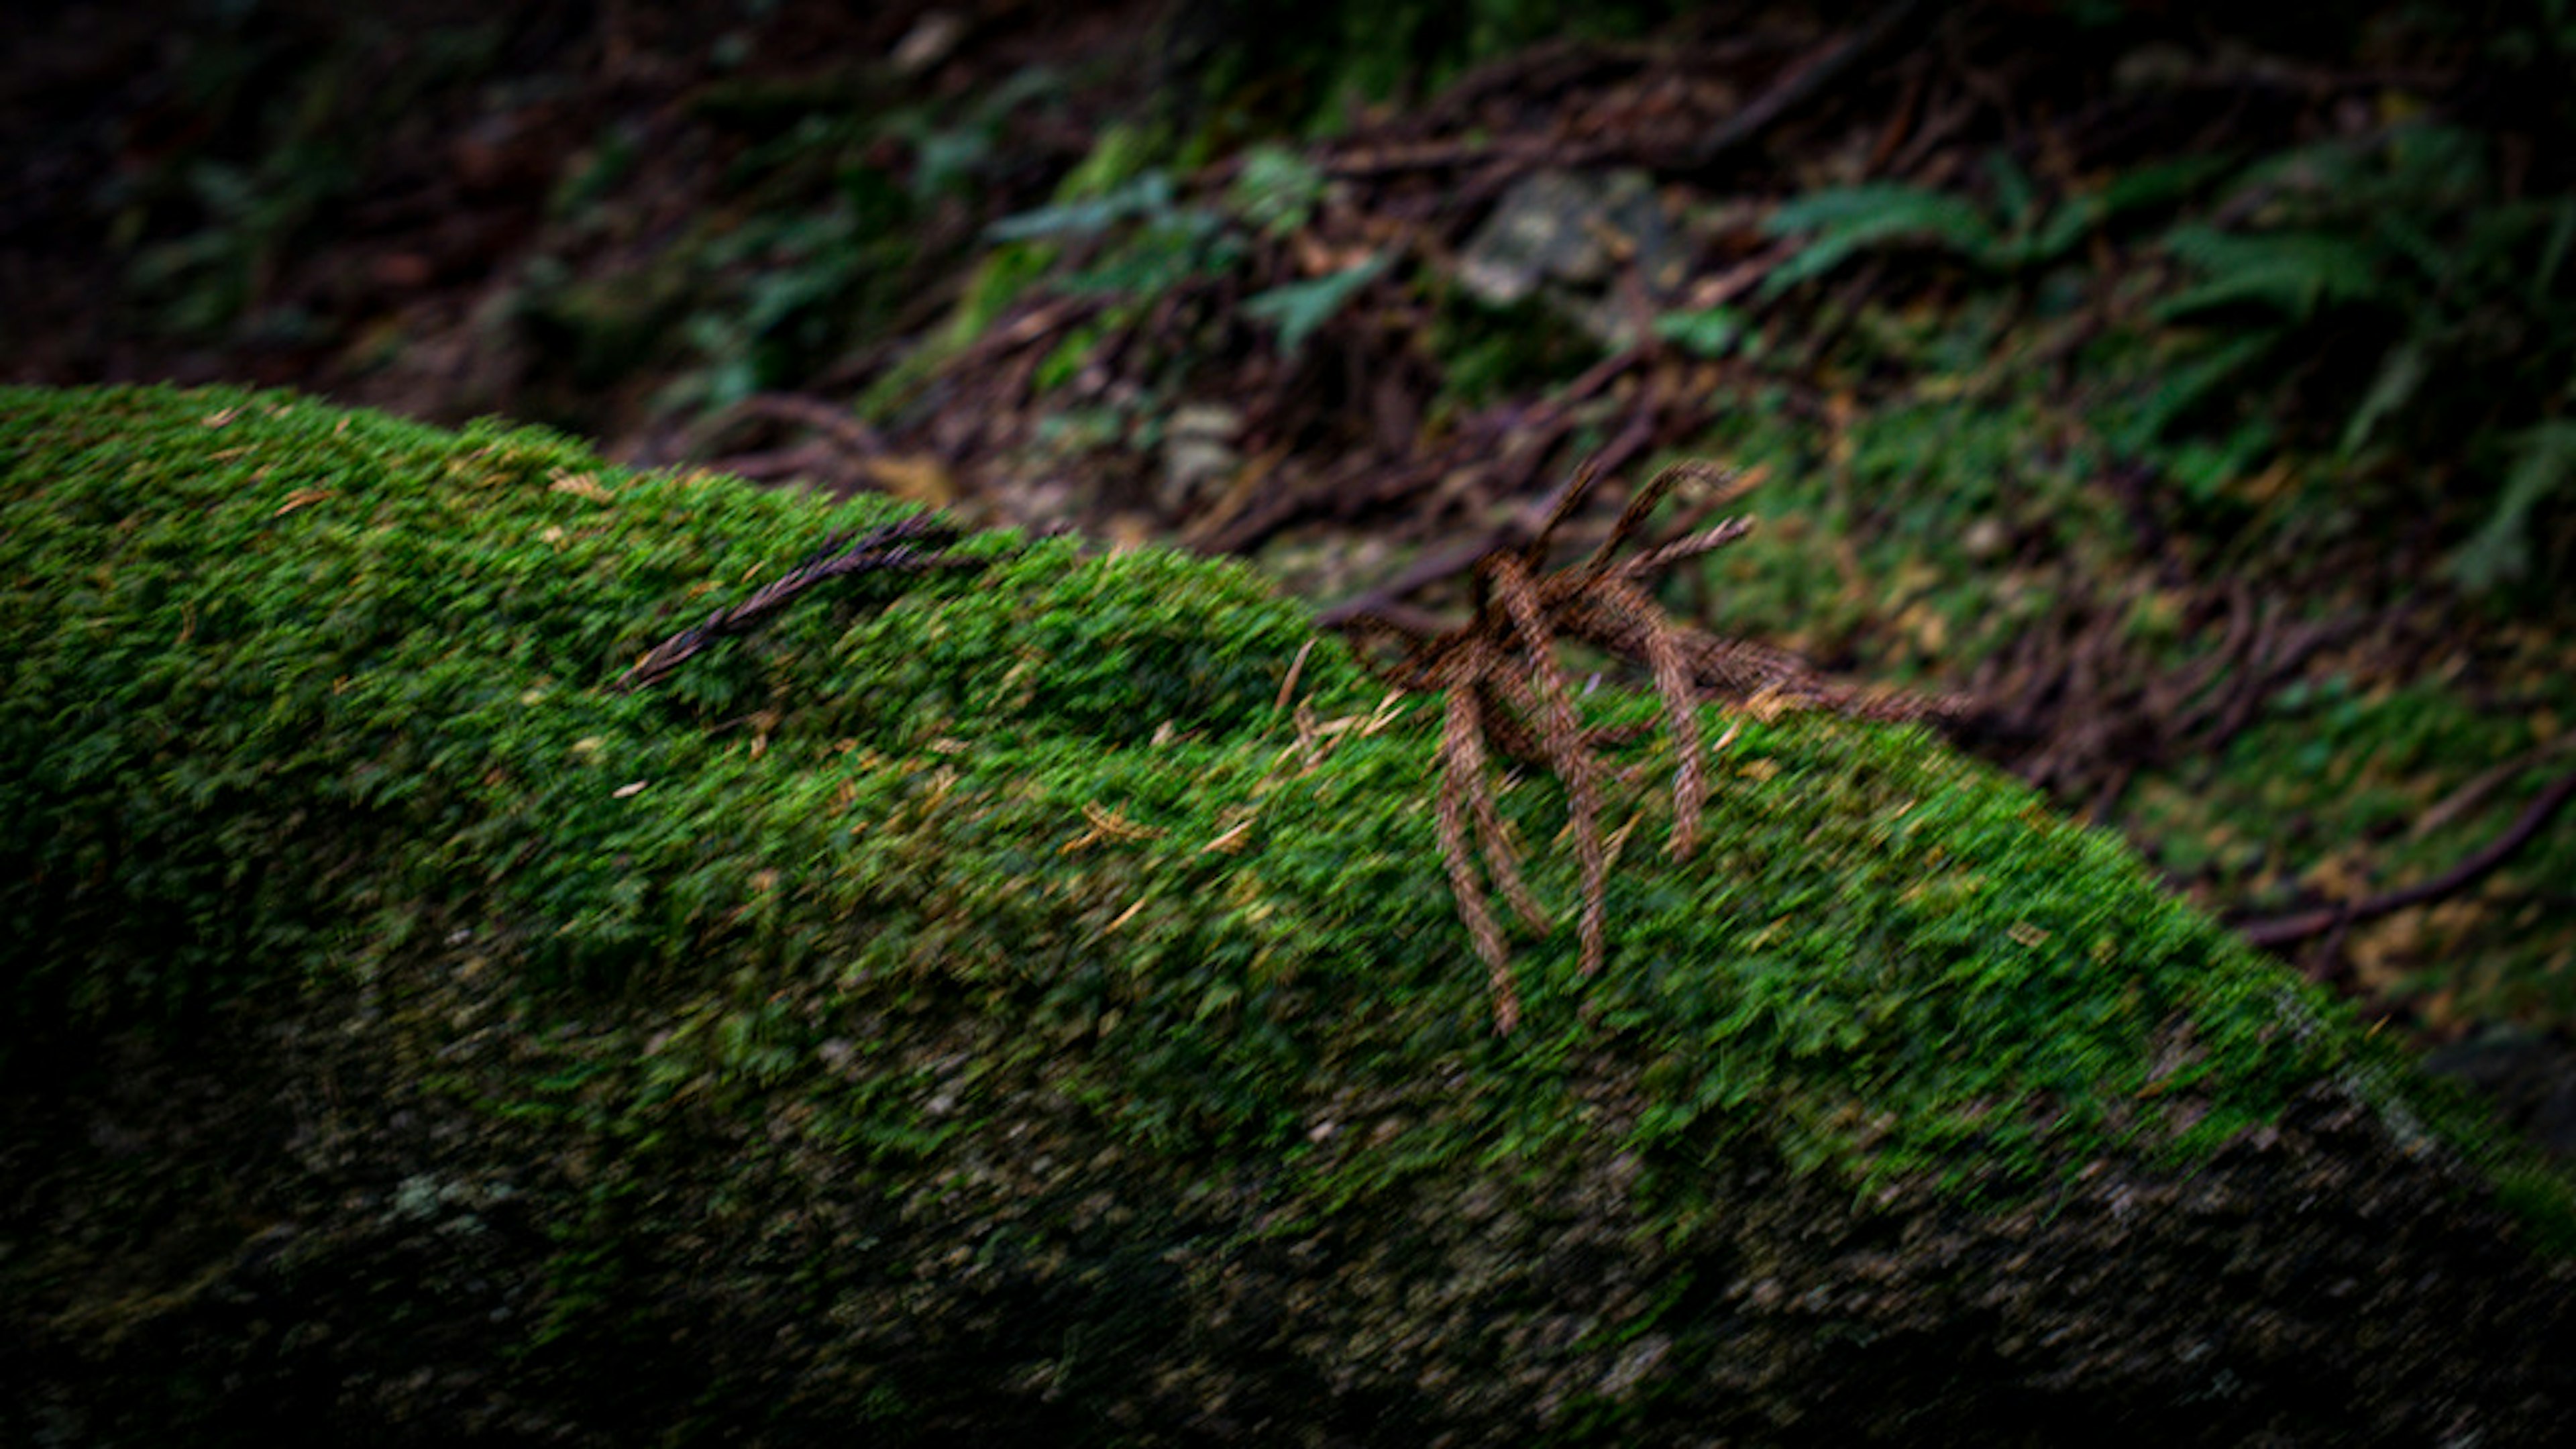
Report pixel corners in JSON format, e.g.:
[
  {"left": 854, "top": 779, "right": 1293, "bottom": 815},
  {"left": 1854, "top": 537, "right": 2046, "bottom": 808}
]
[
  {"left": 1970, "top": 580, "right": 2357, "bottom": 814},
  {"left": 1311, "top": 368, "right": 1658, "bottom": 627},
  {"left": 2235, "top": 768, "right": 2576, "bottom": 949},
  {"left": 1682, "top": 0, "right": 1929, "bottom": 173},
  {"left": 610, "top": 516, "right": 991, "bottom": 694},
  {"left": 2412, "top": 731, "right": 2576, "bottom": 841}
]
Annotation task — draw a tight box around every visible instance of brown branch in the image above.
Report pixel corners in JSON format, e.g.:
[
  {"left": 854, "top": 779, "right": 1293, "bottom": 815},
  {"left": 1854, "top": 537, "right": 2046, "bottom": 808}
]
[
  {"left": 2235, "top": 768, "right": 2576, "bottom": 949},
  {"left": 2415, "top": 731, "right": 2576, "bottom": 841},
  {"left": 610, "top": 517, "right": 990, "bottom": 695},
  {"left": 698, "top": 443, "right": 843, "bottom": 484},
  {"left": 1313, "top": 394, "right": 1661, "bottom": 629},
  {"left": 1682, "top": 0, "right": 1929, "bottom": 173},
  {"left": 725, "top": 392, "right": 885, "bottom": 458},
  {"left": 1315, "top": 464, "right": 1595, "bottom": 629},
  {"left": 1225, "top": 342, "right": 1662, "bottom": 566}
]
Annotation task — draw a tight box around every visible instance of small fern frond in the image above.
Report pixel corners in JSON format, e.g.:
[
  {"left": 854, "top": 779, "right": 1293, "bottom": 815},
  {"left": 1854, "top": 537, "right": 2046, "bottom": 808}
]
[
  {"left": 1340, "top": 458, "right": 1961, "bottom": 1032},
  {"left": 2448, "top": 420, "right": 2576, "bottom": 594},
  {"left": 1763, "top": 184, "right": 2001, "bottom": 290},
  {"left": 2155, "top": 226, "right": 2384, "bottom": 321}
]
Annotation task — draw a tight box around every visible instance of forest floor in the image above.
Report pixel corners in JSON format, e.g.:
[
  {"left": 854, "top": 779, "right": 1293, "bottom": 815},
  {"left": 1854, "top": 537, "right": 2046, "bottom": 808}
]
[{"left": 6, "top": 0, "right": 2573, "bottom": 1153}]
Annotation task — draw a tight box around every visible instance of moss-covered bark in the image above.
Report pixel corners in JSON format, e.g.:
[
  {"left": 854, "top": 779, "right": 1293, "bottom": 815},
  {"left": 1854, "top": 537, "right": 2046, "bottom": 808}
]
[{"left": 4, "top": 385, "right": 2570, "bottom": 1444}]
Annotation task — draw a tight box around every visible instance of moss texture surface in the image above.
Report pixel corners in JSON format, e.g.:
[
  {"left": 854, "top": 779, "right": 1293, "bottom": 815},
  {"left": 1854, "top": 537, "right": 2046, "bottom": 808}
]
[{"left": 3, "top": 385, "right": 2570, "bottom": 1445}]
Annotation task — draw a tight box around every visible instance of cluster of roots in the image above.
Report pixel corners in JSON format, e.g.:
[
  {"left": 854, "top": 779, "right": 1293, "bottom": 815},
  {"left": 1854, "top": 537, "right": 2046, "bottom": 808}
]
[{"left": 1340, "top": 460, "right": 1951, "bottom": 1032}]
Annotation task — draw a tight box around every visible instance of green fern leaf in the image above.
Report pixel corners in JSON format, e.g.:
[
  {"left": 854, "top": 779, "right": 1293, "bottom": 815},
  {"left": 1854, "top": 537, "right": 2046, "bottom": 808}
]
[
  {"left": 2113, "top": 332, "right": 2278, "bottom": 449},
  {"left": 1653, "top": 305, "right": 1751, "bottom": 358},
  {"left": 2448, "top": 421, "right": 2576, "bottom": 592},
  {"left": 2094, "top": 155, "right": 2237, "bottom": 221},
  {"left": 2155, "top": 227, "right": 2383, "bottom": 321},
  {"left": 1762, "top": 184, "right": 2000, "bottom": 290},
  {"left": 2340, "top": 339, "right": 2429, "bottom": 458},
  {"left": 985, "top": 172, "right": 1176, "bottom": 242},
  {"left": 1242, "top": 252, "right": 1390, "bottom": 356}
]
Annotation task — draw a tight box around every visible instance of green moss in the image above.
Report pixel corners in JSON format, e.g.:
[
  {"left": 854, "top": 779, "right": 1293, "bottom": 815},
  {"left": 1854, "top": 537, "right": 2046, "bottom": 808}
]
[
  {"left": 14, "top": 385, "right": 2576, "bottom": 1442},
  {"left": 0, "top": 383, "right": 2516, "bottom": 1210},
  {"left": 2494, "top": 1161, "right": 2576, "bottom": 1257}
]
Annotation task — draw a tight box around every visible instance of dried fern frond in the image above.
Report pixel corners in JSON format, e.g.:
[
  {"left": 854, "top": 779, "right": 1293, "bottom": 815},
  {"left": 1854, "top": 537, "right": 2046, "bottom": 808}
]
[{"left": 1338, "top": 457, "right": 1962, "bottom": 1032}]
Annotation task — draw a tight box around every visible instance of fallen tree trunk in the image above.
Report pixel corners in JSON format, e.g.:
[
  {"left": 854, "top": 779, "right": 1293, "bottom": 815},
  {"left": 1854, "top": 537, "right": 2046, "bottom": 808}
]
[{"left": 3, "top": 386, "right": 2570, "bottom": 1446}]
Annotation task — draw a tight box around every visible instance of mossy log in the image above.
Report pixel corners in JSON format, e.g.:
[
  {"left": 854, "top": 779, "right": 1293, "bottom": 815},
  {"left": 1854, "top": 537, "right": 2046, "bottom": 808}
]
[{"left": 3, "top": 385, "right": 2571, "bottom": 1445}]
